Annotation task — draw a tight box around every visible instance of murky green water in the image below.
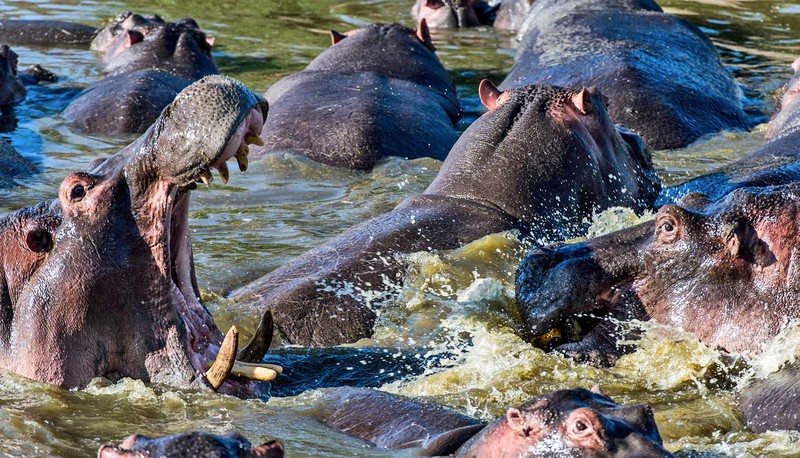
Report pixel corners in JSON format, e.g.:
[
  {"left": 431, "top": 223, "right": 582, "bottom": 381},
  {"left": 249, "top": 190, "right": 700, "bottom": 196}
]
[{"left": 1, "top": 0, "right": 800, "bottom": 456}]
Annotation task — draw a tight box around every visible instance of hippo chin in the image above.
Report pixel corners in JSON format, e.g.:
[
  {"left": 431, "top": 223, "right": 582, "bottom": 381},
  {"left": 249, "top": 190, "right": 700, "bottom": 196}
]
[
  {"left": 99, "top": 433, "right": 284, "bottom": 458},
  {"left": 231, "top": 81, "right": 659, "bottom": 352},
  {"left": 313, "top": 387, "right": 672, "bottom": 457},
  {"left": 0, "top": 75, "right": 273, "bottom": 396}
]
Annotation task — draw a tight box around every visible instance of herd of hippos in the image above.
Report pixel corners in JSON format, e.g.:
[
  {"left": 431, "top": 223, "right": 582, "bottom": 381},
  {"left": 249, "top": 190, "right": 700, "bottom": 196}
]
[{"left": 0, "top": 0, "right": 799, "bottom": 456}]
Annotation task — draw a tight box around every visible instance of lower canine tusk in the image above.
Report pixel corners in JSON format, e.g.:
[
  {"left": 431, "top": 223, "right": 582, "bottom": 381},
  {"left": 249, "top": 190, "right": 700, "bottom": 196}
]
[
  {"left": 203, "top": 360, "right": 283, "bottom": 381},
  {"left": 204, "top": 326, "right": 238, "bottom": 390}
]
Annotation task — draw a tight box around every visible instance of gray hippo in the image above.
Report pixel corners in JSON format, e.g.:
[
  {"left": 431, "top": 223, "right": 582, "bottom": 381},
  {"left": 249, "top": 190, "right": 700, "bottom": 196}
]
[
  {"left": 230, "top": 81, "right": 660, "bottom": 356},
  {"left": 99, "top": 433, "right": 284, "bottom": 458},
  {"left": 514, "top": 61, "right": 800, "bottom": 365},
  {"left": 312, "top": 387, "right": 673, "bottom": 456},
  {"left": 502, "top": 0, "right": 754, "bottom": 150},
  {"left": 0, "top": 75, "right": 279, "bottom": 397},
  {"left": 0, "top": 137, "right": 36, "bottom": 188},
  {"left": 0, "top": 44, "right": 56, "bottom": 107},
  {"left": 255, "top": 22, "right": 460, "bottom": 170},
  {"left": 63, "top": 18, "right": 216, "bottom": 135},
  {"left": 411, "top": 0, "right": 533, "bottom": 31}
]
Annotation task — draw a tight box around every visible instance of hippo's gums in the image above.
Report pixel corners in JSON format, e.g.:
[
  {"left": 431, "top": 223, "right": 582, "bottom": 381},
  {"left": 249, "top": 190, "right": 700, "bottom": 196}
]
[
  {"left": 312, "top": 387, "right": 673, "bottom": 457},
  {"left": 63, "top": 18, "right": 217, "bottom": 135},
  {"left": 99, "top": 433, "right": 284, "bottom": 458},
  {"left": 411, "top": 0, "right": 498, "bottom": 28},
  {"left": 91, "top": 11, "right": 167, "bottom": 55},
  {"left": 229, "top": 81, "right": 660, "bottom": 352},
  {"left": 502, "top": 0, "right": 754, "bottom": 150},
  {"left": 0, "top": 75, "right": 281, "bottom": 397},
  {"left": 254, "top": 22, "right": 460, "bottom": 170}
]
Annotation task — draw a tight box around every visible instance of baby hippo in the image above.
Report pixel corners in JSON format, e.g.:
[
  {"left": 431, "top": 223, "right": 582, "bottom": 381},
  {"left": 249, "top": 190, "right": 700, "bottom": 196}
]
[
  {"left": 313, "top": 387, "right": 673, "bottom": 457},
  {"left": 98, "top": 433, "right": 283, "bottom": 458}
]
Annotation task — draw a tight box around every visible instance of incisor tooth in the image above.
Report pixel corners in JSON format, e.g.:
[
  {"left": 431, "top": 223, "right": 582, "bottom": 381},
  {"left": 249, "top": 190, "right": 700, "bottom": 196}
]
[
  {"left": 217, "top": 162, "right": 229, "bottom": 184},
  {"left": 245, "top": 134, "right": 264, "bottom": 146},
  {"left": 200, "top": 169, "right": 213, "bottom": 185}
]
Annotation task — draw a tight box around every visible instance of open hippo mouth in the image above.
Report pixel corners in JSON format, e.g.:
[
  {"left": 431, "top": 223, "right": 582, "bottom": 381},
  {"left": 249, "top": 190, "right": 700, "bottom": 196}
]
[{"left": 0, "top": 76, "right": 277, "bottom": 395}]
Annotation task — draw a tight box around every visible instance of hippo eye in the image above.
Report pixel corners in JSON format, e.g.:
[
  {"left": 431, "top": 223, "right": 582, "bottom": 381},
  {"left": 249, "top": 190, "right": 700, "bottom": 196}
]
[
  {"left": 70, "top": 184, "right": 86, "bottom": 202},
  {"left": 656, "top": 216, "right": 680, "bottom": 244},
  {"left": 575, "top": 420, "right": 588, "bottom": 431}
]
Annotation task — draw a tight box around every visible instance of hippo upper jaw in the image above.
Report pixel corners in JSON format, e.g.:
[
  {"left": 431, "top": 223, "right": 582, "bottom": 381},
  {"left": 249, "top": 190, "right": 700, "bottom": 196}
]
[{"left": 0, "top": 76, "right": 269, "bottom": 394}]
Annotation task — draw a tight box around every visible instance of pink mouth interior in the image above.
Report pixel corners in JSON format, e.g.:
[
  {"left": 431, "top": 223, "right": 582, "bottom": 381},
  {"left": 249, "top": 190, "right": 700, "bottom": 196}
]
[{"left": 167, "top": 107, "right": 265, "bottom": 378}]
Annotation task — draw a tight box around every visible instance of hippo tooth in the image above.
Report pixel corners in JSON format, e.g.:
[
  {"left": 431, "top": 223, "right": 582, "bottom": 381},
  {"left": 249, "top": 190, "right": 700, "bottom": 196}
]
[
  {"left": 204, "top": 326, "right": 238, "bottom": 390},
  {"left": 245, "top": 134, "right": 264, "bottom": 146},
  {"left": 217, "top": 162, "right": 230, "bottom": 184},
  {"left": 230, "top": 361, "right": 280, "bottom": 381},
  {"left": 235, "top": 144, "right": 249, "bottom": 172},
  {"left": 199, "top": 169, "right": 213, "bottom": 185}
]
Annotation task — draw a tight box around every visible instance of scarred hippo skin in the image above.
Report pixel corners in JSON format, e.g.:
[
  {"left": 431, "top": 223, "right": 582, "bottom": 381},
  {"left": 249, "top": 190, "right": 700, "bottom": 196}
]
[
  {"left": 411, "top": 0, "right": 499, "bottom": 28},
  {"left": 99, "top": 433, "right": 284, "bottom": 458},
  {"left": 503, "top": 0, "right": 754, "bottom": 150},
  {"left": 256, "top": 22, "right": 460, "bottom": 170},
  {"left": 312, "top": 387, "right": 672, "bottom": 457},
  {"left": 515, "top": 62, "right": 800, "bottom": 366},
  {"left": 230, "top": 82, "right": 660, "bottom": 353},
  {"left": 63, "top": 19, "right": 217, "bottom": 134},
  {"left": 0, "top": 19, "right": 97, "bottom": 46},
  {"left": 0, "top": 76, "right": 272, "bottom": 397}
]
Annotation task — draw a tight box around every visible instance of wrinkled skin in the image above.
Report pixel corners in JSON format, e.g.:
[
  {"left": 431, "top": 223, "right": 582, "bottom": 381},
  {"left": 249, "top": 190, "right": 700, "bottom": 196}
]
[
  {"left": 256, "top": 22, "right": 459, "bottom": 170},
  {"left": 0, "top": 19, "right": 97, "bottom": 46},
  {"left": 0, "top": 76, "right": 270, "bottom": 397},
  {"left": 313, "top": 387, "right": 671, "bottom": 457},
  {"left": 411, "top": 0, "right": 497, "bottom": 28},
  {"left": 63, "top": 19, "right": 217, "bottom": 134},
  {"left": 493, "top": 0, "right": 534, "bottom": 31},
  {"left": 503, "top": 0, "right": 754, "bottom": 150},
  {"left": 230, "top": 82, "right": 659, "bottom": 351},
  {"left": 99, "top": 432, "right": 284, "bottom": 458},
  {"left": 0, "top": 45, "right": 26, "bottom": 107}
]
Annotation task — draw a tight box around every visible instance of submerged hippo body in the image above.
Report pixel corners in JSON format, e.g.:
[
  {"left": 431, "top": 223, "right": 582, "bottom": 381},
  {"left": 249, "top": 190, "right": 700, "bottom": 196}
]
[
  {"left": 257, "top": 22, "right": 460, "bottom": 170},
  {"left": 63, "top": 19, "right": 217, "bottom": 134},
  {"left": 99, "top": 433, "right": 284, "bottom": 458},
  {"left": 0, "top": 138, "right": 35, "bottom": 188},
  {"left": 313, "top": 387, "right": 672, "bottom": 457},
  {"left": 503, "top": 0, "right": 753, "bottom": 150},
  {"left": 231, "top": 82, "right": 659, "bottom": 352},
  {"left": 515, "top": 64, "right": 800, "bottom": 365},
  {"left": 0, "top": 45, "right": 27, "bottom": 107},
  {"left": 0, "top": 76, "right": 272, "bottom": 397},
  {"left": 0, "top": 19, "right": 97, "bottom": 46}
]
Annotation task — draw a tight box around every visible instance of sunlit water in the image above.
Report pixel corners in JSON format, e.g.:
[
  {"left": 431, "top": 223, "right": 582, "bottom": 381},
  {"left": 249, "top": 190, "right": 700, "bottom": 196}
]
[{"left": 1, "top": 0, "right": 800, "bottom": 456}]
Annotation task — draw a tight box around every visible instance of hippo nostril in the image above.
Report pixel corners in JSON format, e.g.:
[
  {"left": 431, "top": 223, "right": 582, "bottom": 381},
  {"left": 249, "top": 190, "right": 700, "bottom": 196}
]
[
  {"left": 70, "top": 184, "right": 86, "bottom": 202},
  {"left": 25, "top": 229, "right": 53, "bottom": 254}
]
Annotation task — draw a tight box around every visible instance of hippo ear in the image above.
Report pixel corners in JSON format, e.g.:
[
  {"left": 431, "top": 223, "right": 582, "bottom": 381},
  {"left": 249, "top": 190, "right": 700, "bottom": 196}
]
[
  {"left": 330, "top": 30, "right": 347, "bottom": 45},
  {"left": 205, "top": 35, "right": 216, "bottom": 49},
  {"left": 416, "top": 18, "right": 435, "bottom": 52},
  {"left": 479, "top": 79, "right": 503, "bottom": 110},
  {"left": 571, "top": 88, "right": 594, "bottom": 115},
  {"left": 249, "top": 439, "right": 285, "bottom": 458},
  {"left": 25, "top": 228, "right": 53, "bottom": 254},
  {"left": 793, "top": 56, "right": 800, "bottom": 73},
  {"left": 725, "top": 220, "right": 775, "bottom": 267},
  {"left": 506, "top": 408, "right": 543, "bottom": 438}
]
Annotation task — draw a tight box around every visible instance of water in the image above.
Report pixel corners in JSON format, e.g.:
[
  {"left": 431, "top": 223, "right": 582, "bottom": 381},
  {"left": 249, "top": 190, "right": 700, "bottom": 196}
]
[{"left": 0, "top": 0, "right": 799, "bottom": 456}]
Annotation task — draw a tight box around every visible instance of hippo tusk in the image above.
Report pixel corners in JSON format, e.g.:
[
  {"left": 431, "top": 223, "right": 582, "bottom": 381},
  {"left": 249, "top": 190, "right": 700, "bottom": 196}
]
[
  {"left": 217, "top": 162, "right": 230, "bottom": 184},
  {"left": 235, "top": 144, "right": 249, "bottom": 172},
  {"left": 204, "top": 326, "right": 238, "bottom": 390},
  {"left": 245, "top": 134, "right": 264, "bottom": 146},
  {"left": 202, "top": 360, "right": 283, "bottom": 381}
]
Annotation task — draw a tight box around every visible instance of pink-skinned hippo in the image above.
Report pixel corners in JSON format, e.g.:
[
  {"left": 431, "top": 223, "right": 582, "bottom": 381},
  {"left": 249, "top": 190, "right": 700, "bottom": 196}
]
[
  {"left": 230, "top": 81, "right": 660, "bottom": 356},
  {"left": 0, "top": 75, "right": 279, "bottom": 398}
]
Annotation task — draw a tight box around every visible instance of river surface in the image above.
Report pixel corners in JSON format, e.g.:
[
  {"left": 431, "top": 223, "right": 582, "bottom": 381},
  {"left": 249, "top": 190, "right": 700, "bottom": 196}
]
[{"left": 0, "top": 0, "right": 799, "bottom": 456}]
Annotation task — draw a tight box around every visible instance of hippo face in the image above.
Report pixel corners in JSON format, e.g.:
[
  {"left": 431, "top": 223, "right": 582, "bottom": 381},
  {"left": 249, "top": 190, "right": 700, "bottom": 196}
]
[
  {"left": 0, "top": 76, "right": 270, "bottom": 393},
  {"left": 412, "top": 0, "right": 481, "bottom": 28},
  {"left": 91, "top": 11, "right": 166, "bottom": 53},
  {"left": 98, "top": 432, "right": 284, "bottom": 458},
  {"left": 460, "top": 388, "right": 672, "bottom": 457},
  {"left": 0, "top": 45, "right": 25, "bottom": 106},
  {"left": 101, "top": 20, "right": 216, "bottom": 75},
  {"left": 517, "top": 185, "right": 800, "bottom": 356}
]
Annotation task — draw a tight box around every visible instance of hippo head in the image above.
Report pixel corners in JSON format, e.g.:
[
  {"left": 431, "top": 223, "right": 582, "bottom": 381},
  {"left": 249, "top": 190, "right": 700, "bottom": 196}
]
[
  {"left": 91, "top": 11, "right": 166, "bottom": 53},
  {"left": 411, "top": 0, "right": 481, "bottom": 28},
  {"left": 0, "top": 76, "right": 273, "bottom": 394},
  {"left": 101, "top": 19, "right": 215, "bottom": 76},
  {"left": 517, "top": 185, "right": 800, "bottom": 360},
  {"left": 460, "top": 388, "right": 672, "bottom": 457},
  {"left": 769, "top": 57, "right": 800, "bottom": 139},
  {"left": 0, "top": 45, "right": 26, "bottom": 107},
  {"left": 98, "top": 432, "right": 284, "bottom": 458}
]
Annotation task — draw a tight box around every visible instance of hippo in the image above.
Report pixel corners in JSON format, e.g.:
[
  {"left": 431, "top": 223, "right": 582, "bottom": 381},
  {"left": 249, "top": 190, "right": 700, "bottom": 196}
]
[
  {"left": 99, "top": 433, "right": 284, "bottom": 458},
  {"left": 502, "top": 0, "right": 754, "bottom": 150},
  {"left": 0, "top": 44, "right": 26, "bottom": 107},
  {"left": 493, "top": 0, "right": 534, "bottom": 31},
  {"left": 311, "top": 387, "right": 672, "bottom": 457},
  {"left": 0, "top": 75, "right": 280, "bottom": 397},
  {"left": 230, "top": 81, "right": 660, "bottom": 354},
  {"left": 63, "top": 18, "right": 217, "bottom": 135},
  {"left": 0, "top": 137, "right": 36, "bottom": 188},
  {"left": 411, "top": 0, "right": 499, "bottom": 28},
  {"left": 253, "top": 22, "right": 459, "bottom": 170},
  {"left": 91, "top": 11, "right": 167, "bottom": 54},
  {"left": 0, "top": 19, "right": 97, "bottom": 46},
  {"left": 514, "top": 62, "right": 800, "bottom": 365}
]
